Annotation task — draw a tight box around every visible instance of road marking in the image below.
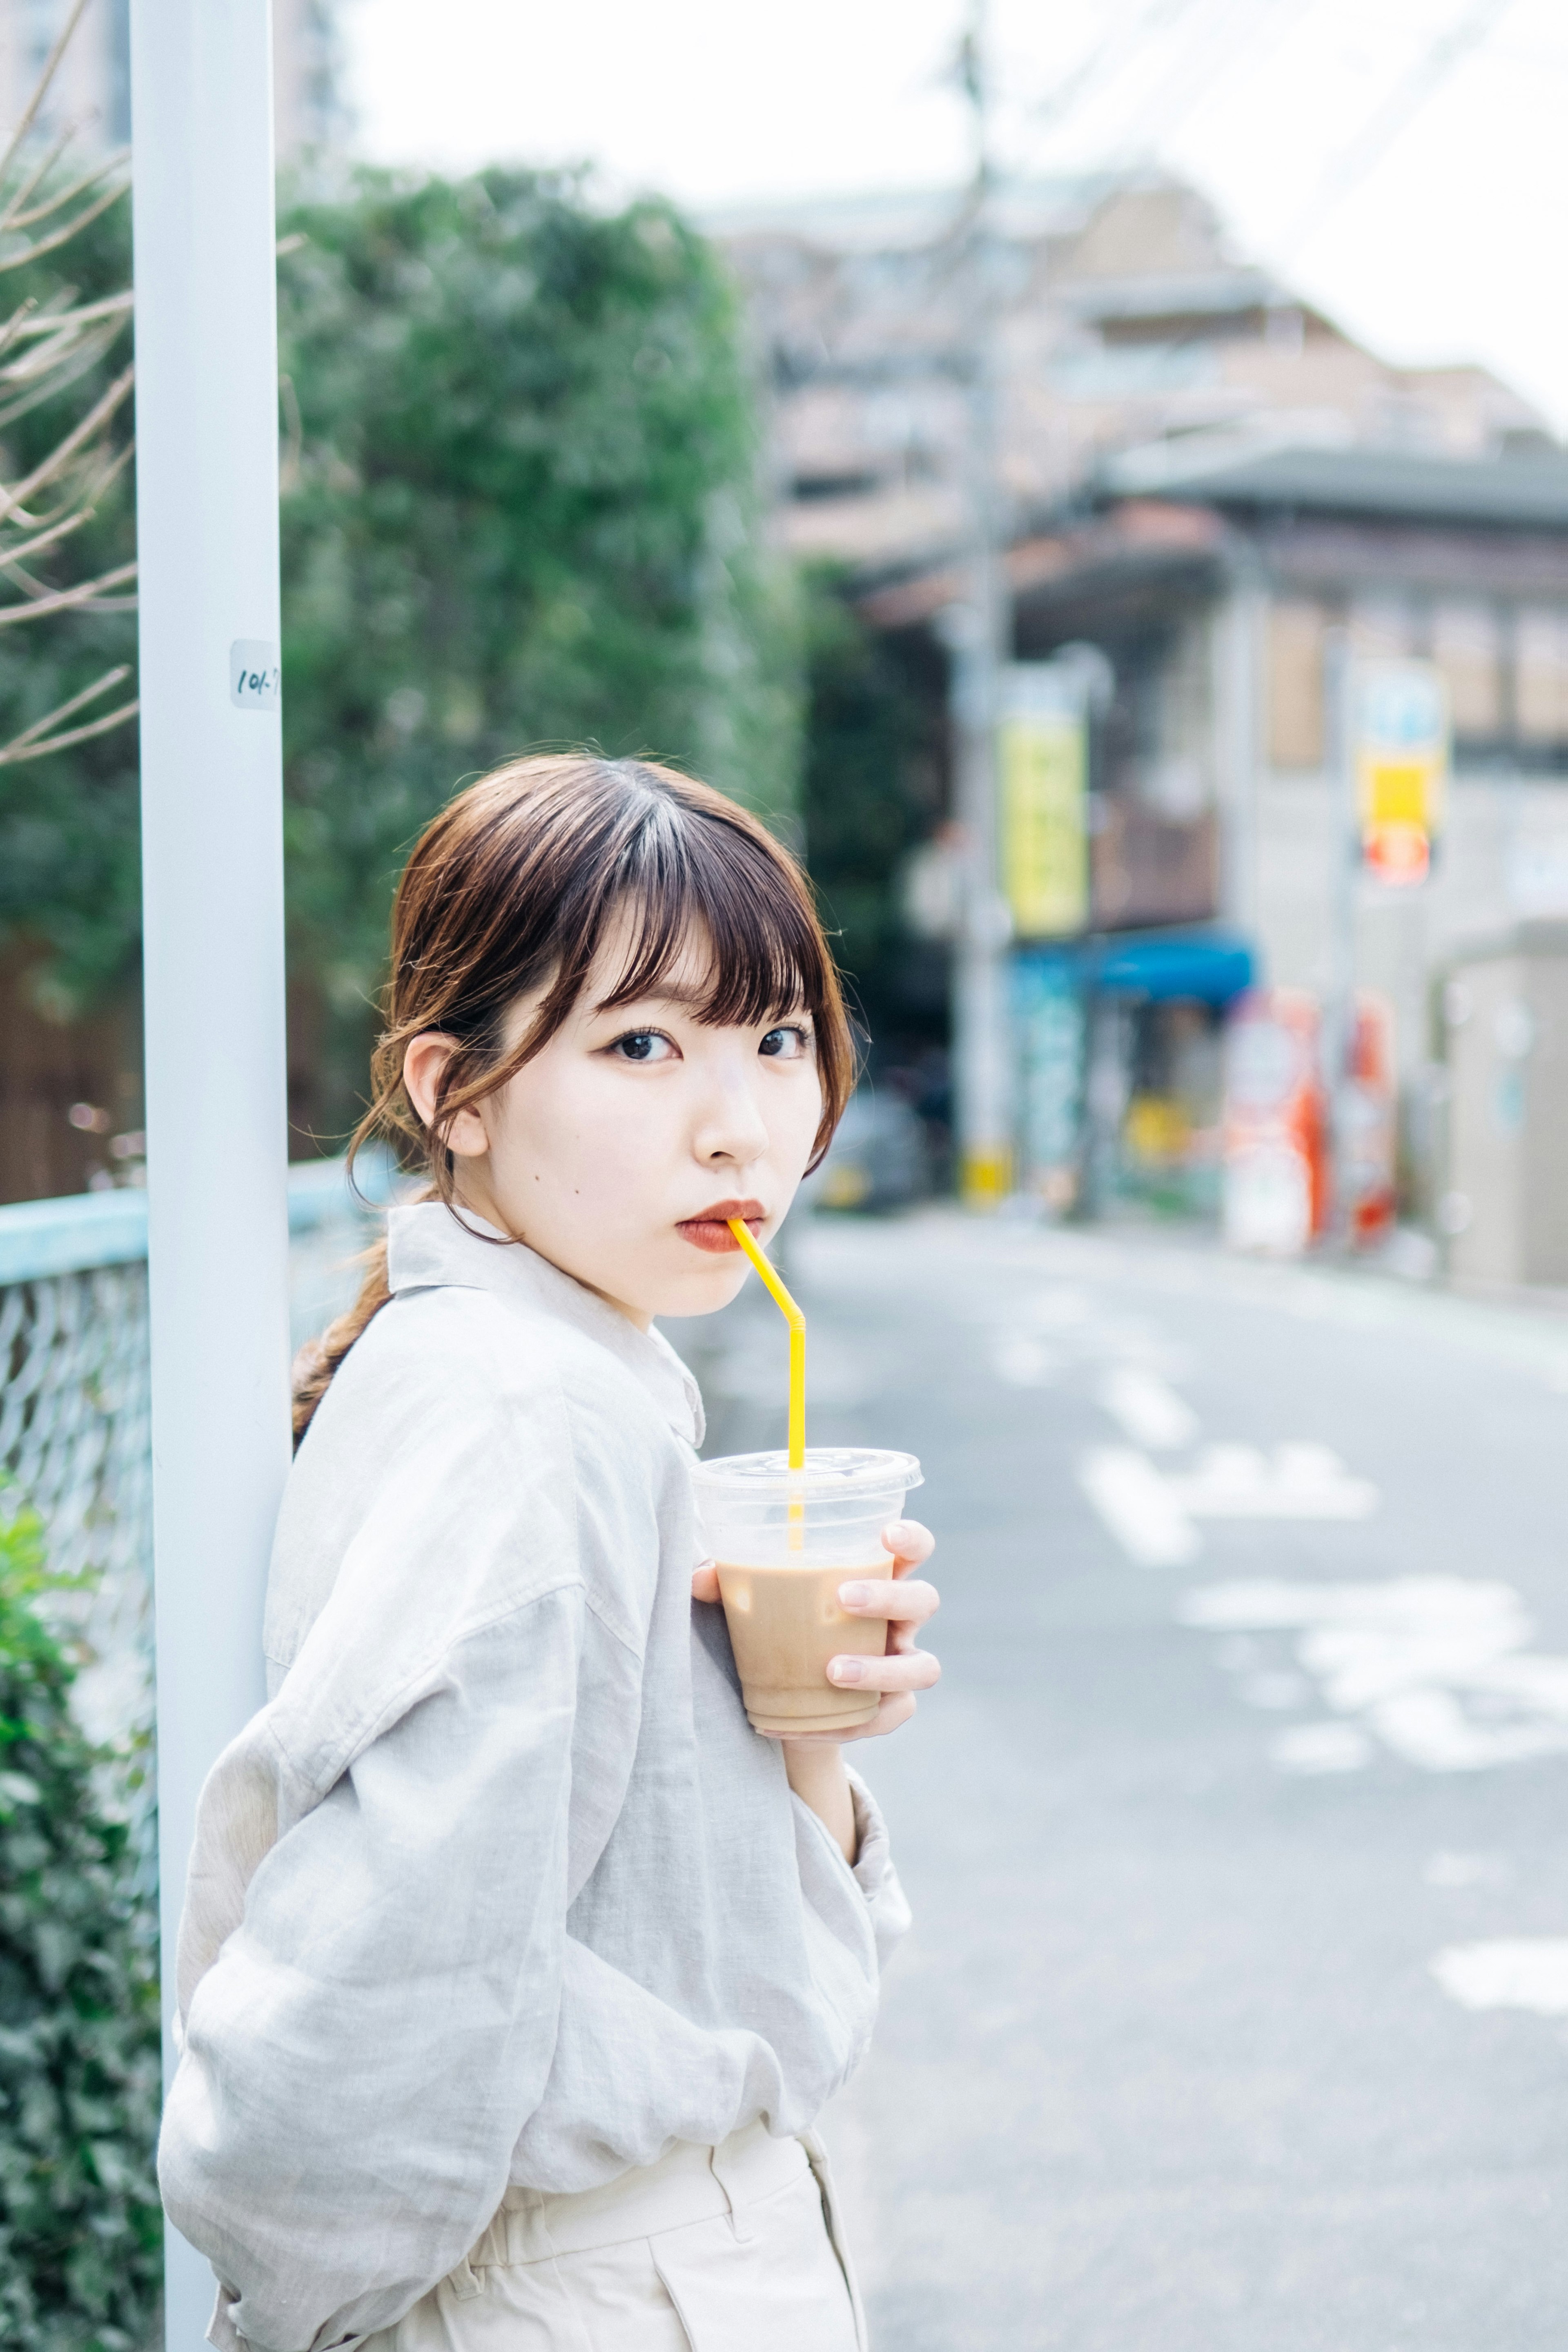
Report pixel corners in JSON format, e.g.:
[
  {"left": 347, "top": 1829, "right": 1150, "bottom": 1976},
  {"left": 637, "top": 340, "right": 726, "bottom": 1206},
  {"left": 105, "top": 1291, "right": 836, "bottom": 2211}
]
[
  {"left": 1238, "top": 1670, "right": 1310, "bottom": 1710},
  {"left": 1270, "top": 1721, "right": 1373, "bottom": 1773},
  {"left": 994, "top": 1334, "right": 1062, "bottom": 1387},
  {"left": 1024, "top": 1286, "right": 1095, "bottom": 1329},
  {"left": 1182, "top": 1577, "right": 1568, "bottom": 1773},
  {"left": 1080, "top": 1447, "right": 1201, "bottom": 1566},
  {"left": 1099, "top": 1366, "right": 1198, "bottom": 1450},
  {"left": 1174, "top": 1444, "right": 1378, "bottom": 1520},
  {"left": 1432, "top": 1941, "right": 1568, "bottom": 2015},
  {"left": 1082, "top": 1443, "right": 1379, "bottom": 1563},
  {"left": 1425, "top": 1851, "right": 1510, "bottom": 1888}
]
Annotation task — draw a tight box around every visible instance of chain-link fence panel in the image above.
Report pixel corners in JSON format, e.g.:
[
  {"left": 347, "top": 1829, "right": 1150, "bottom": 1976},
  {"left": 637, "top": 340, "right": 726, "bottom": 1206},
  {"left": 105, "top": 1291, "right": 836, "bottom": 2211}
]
[
  {"left": 0, "top": 1261, "right": 154, "bottom": 1780},
  {"left": 0, "top": 1172, "right": 393, "bottom": 1757}
]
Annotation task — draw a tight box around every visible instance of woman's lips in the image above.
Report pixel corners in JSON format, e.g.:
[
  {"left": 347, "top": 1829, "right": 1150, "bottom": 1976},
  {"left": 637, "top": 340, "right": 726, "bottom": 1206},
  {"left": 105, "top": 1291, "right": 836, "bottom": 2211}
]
[{"left": 676, "top": 1199, "right": 766, "bottom": 1254}]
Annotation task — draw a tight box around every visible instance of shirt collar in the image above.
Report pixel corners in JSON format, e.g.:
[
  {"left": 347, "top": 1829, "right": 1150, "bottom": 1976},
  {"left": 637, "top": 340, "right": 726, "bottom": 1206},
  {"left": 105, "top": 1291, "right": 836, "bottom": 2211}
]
[{"left": 385, "top": 1200, "right": 704, "bottom": 1448}]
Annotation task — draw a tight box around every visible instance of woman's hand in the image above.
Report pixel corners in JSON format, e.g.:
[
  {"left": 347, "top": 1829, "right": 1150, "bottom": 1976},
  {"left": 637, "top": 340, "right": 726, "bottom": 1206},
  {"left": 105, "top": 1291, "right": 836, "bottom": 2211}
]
[
  {"left": 690, "top": 1519, "right": 942, "bottom": 1747},
  {"left": 788, "top": 1517, "right": 941, "bottom": 1746}
]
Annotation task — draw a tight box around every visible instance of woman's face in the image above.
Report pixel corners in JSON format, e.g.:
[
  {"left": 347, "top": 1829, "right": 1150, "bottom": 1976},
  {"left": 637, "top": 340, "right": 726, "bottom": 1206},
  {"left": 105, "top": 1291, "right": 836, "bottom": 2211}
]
[{"left": 402, "top": 918, "right": 826, "bottom": 1327}]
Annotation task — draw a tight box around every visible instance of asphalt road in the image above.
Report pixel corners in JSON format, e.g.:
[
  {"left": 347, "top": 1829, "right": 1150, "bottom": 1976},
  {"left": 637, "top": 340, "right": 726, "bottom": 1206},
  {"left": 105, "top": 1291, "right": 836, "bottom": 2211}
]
[{"left": 669, "top": 1209, "right": 1568, "bottom": 2352}]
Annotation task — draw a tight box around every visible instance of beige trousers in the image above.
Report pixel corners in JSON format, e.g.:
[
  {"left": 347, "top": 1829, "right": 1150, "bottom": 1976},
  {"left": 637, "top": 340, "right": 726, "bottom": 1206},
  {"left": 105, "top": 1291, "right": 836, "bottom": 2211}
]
[{"left": 362, "top": 2123, "right": 866, "bottom": 2352}]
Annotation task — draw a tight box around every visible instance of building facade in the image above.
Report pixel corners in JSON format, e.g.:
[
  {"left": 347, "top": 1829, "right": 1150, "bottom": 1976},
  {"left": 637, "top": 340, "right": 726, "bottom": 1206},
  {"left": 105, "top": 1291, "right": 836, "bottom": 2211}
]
[{"left": 717, "top": 175, "right": 1568, "bottom": 1220}]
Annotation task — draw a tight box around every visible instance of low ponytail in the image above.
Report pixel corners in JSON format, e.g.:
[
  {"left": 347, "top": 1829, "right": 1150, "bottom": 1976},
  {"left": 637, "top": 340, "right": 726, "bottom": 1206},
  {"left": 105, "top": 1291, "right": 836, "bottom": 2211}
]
[{"left": 291, "top": 1238, "right": 393, "bottom": 1446}]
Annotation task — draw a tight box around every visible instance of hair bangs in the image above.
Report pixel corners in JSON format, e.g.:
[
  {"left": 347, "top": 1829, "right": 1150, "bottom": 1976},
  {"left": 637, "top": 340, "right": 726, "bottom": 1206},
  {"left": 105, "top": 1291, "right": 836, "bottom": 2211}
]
[{"left": 592, "top": 792, "right": 826, "bottom": 1033}]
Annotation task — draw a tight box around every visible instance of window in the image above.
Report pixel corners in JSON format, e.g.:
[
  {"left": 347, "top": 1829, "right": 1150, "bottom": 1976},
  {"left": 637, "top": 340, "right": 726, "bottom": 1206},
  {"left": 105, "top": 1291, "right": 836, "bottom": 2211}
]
[
  {"left": 1432, "top": 601, "right": 1502, "bottom": 740},
  {"left": 1515, "top": 608, "right": 1568, "bottom": 746},
  {"left": 1267, "top": 602, "right": 1324, "bottom": 769}
]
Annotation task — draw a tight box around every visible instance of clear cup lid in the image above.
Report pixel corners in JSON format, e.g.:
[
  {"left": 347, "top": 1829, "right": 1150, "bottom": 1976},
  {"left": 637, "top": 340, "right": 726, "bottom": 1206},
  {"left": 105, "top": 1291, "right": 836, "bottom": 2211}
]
[{"left": 690, "top": 1446, "right": 922, "bottom": 1501}]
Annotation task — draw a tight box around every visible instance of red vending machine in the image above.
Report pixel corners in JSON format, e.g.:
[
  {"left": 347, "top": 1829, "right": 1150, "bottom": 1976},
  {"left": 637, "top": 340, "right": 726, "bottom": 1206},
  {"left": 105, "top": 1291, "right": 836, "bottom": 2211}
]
[{"left": 1222, "top": 988, "right": 1329, "bottom": 1255}]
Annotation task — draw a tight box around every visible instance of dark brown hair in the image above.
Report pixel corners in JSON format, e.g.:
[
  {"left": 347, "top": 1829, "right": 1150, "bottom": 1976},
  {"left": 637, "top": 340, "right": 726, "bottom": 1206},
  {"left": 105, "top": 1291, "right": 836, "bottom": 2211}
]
[{"left": 292, "top": 753, "right": 854, "bottom": 1440}]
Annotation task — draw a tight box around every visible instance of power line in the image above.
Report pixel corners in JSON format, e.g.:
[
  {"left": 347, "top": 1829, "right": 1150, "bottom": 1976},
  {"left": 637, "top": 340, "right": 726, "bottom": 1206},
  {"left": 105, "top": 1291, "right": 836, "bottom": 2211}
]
[
  {"left": 1276, "top": 0, "right": 1519, "bottom": 258},
  {"left": 1019, "top": 0, "right": 1210, "bottom": 135},
  {"left": 1094, "top": 0, "right": 1320, "bottom": 170}
]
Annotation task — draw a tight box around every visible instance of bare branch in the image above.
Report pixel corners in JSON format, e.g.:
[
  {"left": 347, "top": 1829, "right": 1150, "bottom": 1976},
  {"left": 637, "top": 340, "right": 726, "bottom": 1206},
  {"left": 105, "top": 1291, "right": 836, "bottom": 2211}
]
[
  {"left": 2, "top": 147, "right": 130, "bottom": 234},
  {"left": 0, "top": 439, "right": 135, "bottom": 545},
  {"left": 0, "top": 0, "right": 93, "bottom": 189},
  {"left": 0, "top": 7, "right": 139, "bottom": 766},
  {"left": 0, "top": 502, "right": 92, "bottom": 568},
  {"left": 0, "top": 697, "right": 138, "bottom": 765},
  {"left": 0, "top": 121, "right": 75, "bottom": 232},
  {"left": 0, "top": 359, "right": 134, "bottom": 528},
  {"left": 0, "top": 661, "right": 129, "bottom": 752},
  {"left": 0, "top": 311, "right": 119, "bottom": 386},
  {"left": 0, "top": 310, "right": 113, "bottom": 385},
  {"left": 0, "top": 174, "right": 130, "bottom": 276},
  {"left": 0, "top": 296, "right": 38, "bottom": 363},
  {"left": 0, "top": 320, "right": 122, "bottom": 430},
  {"left": 0, "top": 558, "right": 136, "bottom": 626},
  {"left": 70, "top": 435, "right": 134, "bottom": 506},
  {"left": 1, "top": 558, "right": 56, "bottom": 599},
  {"left": 9, "top": 291, "right": 131, "bottom": 339},
  {"left": 16, "top": 436, "right": 137, "bottom": 537}
]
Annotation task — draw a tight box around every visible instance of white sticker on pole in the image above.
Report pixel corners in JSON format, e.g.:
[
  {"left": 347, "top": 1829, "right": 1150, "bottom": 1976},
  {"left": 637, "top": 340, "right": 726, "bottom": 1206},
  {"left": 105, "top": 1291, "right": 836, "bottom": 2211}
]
[{"left": 230, "top": 639, "right": 281, "bottom": 709}]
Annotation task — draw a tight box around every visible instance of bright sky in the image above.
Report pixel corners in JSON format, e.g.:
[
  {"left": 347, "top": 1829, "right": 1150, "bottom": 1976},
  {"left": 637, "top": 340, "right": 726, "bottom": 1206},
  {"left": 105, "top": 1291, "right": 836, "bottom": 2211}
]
[{"left": 344, "top": 0, "right": 1568, "bottom": 432}]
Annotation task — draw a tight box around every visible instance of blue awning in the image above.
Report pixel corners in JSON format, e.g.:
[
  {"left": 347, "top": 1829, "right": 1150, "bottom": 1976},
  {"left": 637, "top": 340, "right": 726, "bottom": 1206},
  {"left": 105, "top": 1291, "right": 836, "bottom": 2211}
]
[
  {"left": 1091, "top": 932, "right": 1255, "bottom": 1004},
  {"left": 1014, "top": 932, "right": 1256, "bottom": 1006}
]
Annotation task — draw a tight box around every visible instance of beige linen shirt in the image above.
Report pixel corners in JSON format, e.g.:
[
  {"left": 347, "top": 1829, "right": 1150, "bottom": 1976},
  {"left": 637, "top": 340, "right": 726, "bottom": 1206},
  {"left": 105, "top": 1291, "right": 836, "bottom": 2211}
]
[{"left": 158, "top": 1203, "right": 909, "bottom": 2352}]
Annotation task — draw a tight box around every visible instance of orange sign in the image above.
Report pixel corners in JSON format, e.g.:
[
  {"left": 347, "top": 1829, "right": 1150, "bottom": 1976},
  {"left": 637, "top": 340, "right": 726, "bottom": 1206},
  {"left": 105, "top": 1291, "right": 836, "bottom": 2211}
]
[{"left": 1222, "top": 989, "right": 1328, "bottom": 1256}]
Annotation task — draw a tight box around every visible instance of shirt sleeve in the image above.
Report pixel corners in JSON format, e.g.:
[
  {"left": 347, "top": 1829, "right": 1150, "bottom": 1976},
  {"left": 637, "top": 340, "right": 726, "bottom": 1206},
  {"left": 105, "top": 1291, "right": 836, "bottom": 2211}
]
[
  {"left": 846, "top": 1766, "right": 913, "bottom": 1970},
  {"left": 158, "top": 1584, "right": 584, "bottom": 2352}
]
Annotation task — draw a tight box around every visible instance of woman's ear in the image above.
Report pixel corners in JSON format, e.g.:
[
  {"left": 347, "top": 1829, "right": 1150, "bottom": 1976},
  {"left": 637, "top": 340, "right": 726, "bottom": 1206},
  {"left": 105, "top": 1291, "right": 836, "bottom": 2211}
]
[{"left": 403, "top": 1033, "right": 492, "bottom": 1160}]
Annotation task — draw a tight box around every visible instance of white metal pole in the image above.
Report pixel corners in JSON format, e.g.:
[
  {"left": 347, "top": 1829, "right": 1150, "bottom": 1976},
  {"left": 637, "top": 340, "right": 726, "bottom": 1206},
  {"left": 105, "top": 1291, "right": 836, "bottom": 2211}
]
[{"left": 129, "top": 5, "right": 292, "bottom": 2345}]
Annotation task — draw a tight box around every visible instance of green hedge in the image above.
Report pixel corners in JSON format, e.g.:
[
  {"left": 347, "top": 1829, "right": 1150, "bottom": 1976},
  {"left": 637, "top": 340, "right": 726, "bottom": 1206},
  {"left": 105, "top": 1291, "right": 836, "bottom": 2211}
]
[{"left": 0, "top": 1492, "right": 162, "bottom": 2351}]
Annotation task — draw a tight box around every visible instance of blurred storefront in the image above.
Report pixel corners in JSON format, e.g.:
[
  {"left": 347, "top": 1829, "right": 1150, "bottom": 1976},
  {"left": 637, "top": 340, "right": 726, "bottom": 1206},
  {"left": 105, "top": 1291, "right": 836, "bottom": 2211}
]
[
  {"left": 877, "top": 439, "right": 1568, "bottom": 1225},
  {"left": 1014, "top": 930, "right": 1254, "bottom": 1220}
]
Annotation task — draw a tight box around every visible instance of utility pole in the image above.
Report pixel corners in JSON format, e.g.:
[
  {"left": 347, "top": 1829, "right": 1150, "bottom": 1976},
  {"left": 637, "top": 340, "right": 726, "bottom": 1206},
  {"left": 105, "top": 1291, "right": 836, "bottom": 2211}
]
[
  {"left": 950, "top": 0, "right": 1014, "bottom": 1207},
  {"left": 130, "top": 4, "right": 292, "bottom": 2344}
]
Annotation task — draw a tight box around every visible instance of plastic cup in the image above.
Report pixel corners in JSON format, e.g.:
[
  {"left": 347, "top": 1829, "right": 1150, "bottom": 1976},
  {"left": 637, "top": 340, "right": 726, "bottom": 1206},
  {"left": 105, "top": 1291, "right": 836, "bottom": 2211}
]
[{"left": 691, "top": 1446, "right": 924, "bottom": 1735}]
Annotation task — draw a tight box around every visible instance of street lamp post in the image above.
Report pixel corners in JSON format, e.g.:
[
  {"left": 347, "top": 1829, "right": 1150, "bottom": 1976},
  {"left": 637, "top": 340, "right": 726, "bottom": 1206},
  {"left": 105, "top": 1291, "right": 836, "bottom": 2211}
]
[{"left": 129, "top": 4, "right": 292, "bottom": 2342}]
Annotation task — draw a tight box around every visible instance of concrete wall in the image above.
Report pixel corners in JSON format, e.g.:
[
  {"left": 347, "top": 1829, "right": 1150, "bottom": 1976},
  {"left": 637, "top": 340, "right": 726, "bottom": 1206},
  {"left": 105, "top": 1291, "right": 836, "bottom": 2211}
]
[{"left": 1443, "top": 940, "right": 1568, "bottom": 1286}]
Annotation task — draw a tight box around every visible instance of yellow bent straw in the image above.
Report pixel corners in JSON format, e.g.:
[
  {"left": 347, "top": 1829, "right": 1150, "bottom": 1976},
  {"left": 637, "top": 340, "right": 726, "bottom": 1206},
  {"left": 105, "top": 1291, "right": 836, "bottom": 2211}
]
[{"left": 727, "top": 1218, "right": 805, "bottom": 1472}]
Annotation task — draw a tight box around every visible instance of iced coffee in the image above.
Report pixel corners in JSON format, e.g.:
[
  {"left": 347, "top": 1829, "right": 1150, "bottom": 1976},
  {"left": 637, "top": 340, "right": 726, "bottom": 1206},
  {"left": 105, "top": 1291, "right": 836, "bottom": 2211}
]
[{"left": 691, "top": 1447, "right": 923, "bottom": 1736}]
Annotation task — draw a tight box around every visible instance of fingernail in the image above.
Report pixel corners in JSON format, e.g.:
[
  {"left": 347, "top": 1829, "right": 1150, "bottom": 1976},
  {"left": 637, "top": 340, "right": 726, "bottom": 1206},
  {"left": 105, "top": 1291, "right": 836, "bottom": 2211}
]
[
  {"left": 884, "top": 1520, "right": 912, "bottom": 1547},
  {"left": 837, "top": 1580, "right": 871, "bottom": 1608},
  {"left": 828, "top": 1657, "right": 864, "bottom": 1684}
]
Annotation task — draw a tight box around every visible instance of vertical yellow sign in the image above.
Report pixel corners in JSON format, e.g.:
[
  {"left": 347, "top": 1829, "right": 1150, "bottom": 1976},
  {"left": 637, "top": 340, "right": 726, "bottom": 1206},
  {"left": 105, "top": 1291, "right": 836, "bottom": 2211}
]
[
  {"left": 1001, "top": 697, "right": 1089, "bottom": 938},
  {"left": 1354, "top": 659, "right": 1448, "bottom": 889}
]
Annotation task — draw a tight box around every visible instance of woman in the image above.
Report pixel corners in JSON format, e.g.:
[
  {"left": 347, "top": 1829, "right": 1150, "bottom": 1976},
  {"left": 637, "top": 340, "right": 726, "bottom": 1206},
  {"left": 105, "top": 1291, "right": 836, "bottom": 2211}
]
[{"left": 160, "top": 754, "right": 941, "bottom": 2351}]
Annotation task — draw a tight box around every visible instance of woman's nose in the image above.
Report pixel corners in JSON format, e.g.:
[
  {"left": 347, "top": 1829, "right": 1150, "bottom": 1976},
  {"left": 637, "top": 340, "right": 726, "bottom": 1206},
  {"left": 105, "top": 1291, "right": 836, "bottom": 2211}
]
[{"left": 695, "top": 1074, "right": 771, "bottom": 1167}]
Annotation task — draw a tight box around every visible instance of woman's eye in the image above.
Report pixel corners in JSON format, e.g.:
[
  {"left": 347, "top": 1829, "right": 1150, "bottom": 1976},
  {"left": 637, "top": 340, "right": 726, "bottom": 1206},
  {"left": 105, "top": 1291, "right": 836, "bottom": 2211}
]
[
  {"left": 610, "top": 1030, "right": 676, "bottom": 1064},
  {"left": 759, "top": 1025, "right": 811, "bottom": 1060}
]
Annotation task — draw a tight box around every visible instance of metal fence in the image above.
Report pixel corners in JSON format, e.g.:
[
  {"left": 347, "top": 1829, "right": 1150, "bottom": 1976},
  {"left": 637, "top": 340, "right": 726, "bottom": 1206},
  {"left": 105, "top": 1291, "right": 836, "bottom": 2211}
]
[{"left": 0, "top": 1164, "right": 387, "bottom": 1761}]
